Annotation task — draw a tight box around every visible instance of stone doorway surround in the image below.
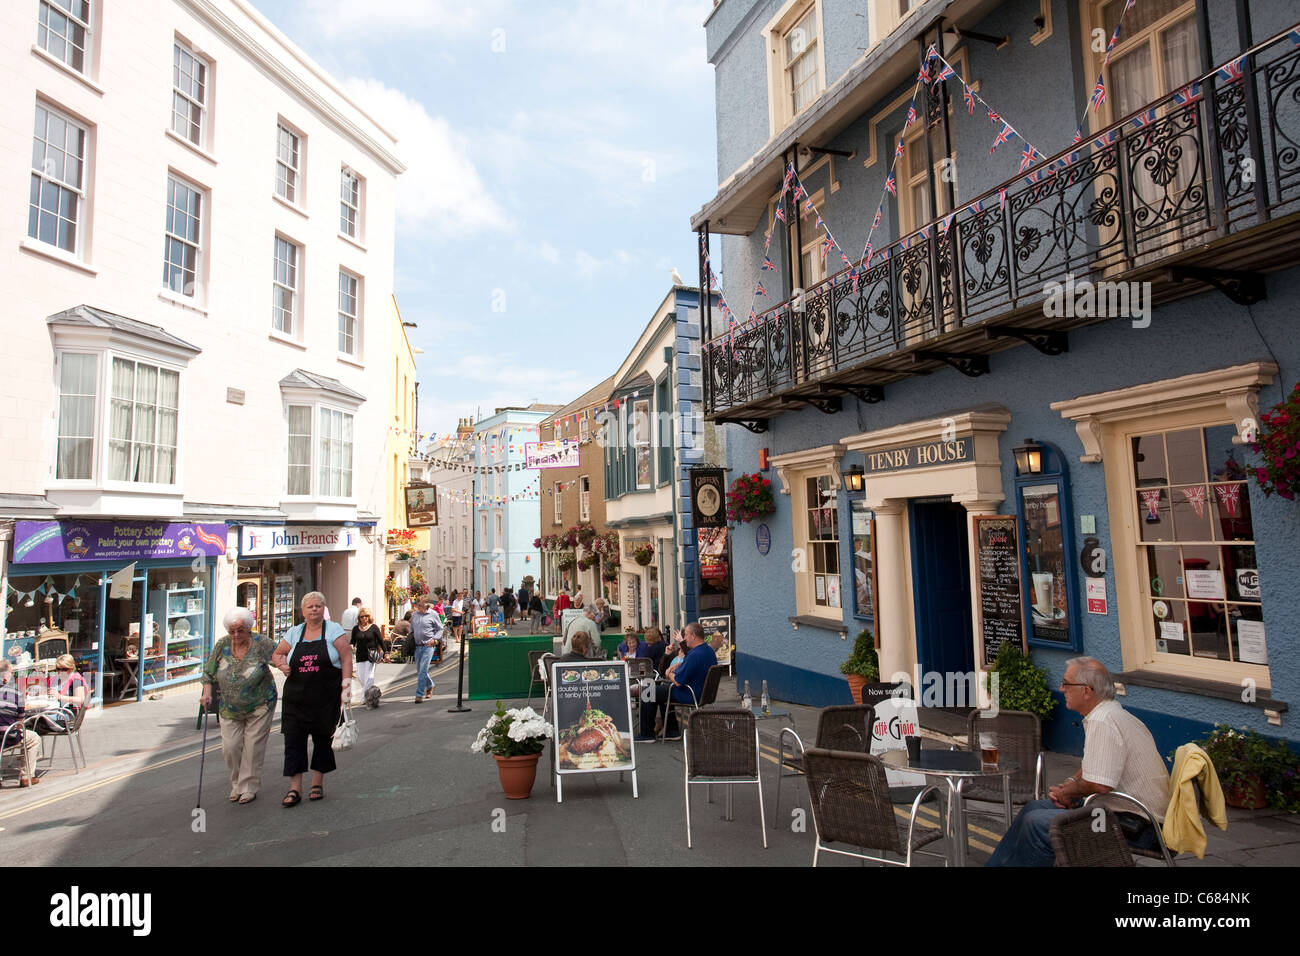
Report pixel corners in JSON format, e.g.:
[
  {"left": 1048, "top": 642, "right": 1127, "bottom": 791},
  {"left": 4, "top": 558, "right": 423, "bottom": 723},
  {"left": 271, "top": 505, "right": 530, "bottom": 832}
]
[{"left": 842, "top": 406, "right": 1011, "bottom": 691}]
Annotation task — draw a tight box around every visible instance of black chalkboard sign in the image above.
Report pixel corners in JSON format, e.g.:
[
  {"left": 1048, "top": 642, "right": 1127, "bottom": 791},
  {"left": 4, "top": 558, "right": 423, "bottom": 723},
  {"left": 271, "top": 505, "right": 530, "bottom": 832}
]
[{"left": 975, "top": 515, "right": 1024, "bottom": 666}]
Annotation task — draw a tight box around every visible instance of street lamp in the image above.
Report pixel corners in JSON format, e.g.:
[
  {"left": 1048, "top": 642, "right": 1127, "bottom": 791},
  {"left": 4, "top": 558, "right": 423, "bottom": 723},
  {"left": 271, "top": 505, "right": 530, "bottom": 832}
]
[
  {"left": 843, "top": 464, "right": 865, "bottom": 493},
  {"left": 1013, "top": 438, "right": 1043, "bottom": 475}
]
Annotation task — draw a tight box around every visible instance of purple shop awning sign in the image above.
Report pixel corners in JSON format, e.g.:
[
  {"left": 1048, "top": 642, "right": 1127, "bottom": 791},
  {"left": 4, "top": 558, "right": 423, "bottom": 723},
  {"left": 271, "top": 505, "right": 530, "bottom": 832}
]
[{"left": 12, "top": 520, "right": 227, "bottom": 564}]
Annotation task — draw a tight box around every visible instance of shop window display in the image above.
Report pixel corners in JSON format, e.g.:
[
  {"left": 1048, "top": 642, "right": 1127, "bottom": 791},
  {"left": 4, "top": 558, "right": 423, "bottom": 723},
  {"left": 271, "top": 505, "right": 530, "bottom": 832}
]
[{"left": 4, "top": 572, "right": 99, "bottom": 694}]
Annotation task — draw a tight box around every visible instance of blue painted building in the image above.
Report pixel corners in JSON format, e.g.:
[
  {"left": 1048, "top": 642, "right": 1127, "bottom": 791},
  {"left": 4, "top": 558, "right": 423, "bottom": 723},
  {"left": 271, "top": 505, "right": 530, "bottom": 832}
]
[{"left": 693, "top": 0, "right": 1300, "bottom": 755}]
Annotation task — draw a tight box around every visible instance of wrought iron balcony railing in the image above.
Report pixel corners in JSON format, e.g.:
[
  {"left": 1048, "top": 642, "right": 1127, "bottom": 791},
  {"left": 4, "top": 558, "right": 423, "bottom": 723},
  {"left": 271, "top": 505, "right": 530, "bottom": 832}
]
[{"left": 702, "top": 25, "right": 1300, "bottom": 423}]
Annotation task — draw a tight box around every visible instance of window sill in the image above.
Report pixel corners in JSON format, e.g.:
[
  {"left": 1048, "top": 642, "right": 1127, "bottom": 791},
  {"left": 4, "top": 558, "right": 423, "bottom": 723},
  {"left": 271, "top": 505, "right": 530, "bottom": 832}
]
[
  {"left": 788, "top": 614, "right": 849, "bottom": 636},
  {"left": 158, "top": 289, "right": 208, "bottom": 315},
  {"left": 272, "top": 193, "right": 309, "bottom": 220},
  {"left": 18, "top": 239, "right": 98, "bottom": 275},
  {"left": 338, "top": 232, "right": 367, "bottom": 252},
  {"left": 337, "top": 353, "right": 365, "bottom": 370},
  {"left": 1116, "top": 669, "right": 1287, "bottom": 714},
  {"left": 30, "top": 45, "right": 104, "bottom": 95},
  {"left": 268, "top": 329, "right": 307, "bottom": 350},
  {"left": 164, "top": 129, "right": 218, "bottom": 166}
]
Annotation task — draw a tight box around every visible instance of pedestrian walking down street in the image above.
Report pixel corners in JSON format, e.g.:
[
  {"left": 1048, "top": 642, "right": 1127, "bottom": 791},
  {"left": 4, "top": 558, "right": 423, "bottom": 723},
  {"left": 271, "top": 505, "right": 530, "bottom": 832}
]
[
  {"left": 529, "top": 593, "right": 544, "bottom": 633},
  {"left": 501, "top": 586, "right": 517, "bottom": 626},
  {"left": 201, "top": 608, "right": 277, "bottom": 804},
  {"left": 350, "top": 605, "right": 385, "bottom": 699},
  {"left": 486, "top": 588, "right": 501, "bottom": 623},
  {"left": 450, "top": 590, "right": 465, "bottom": 642},
  {"left": 408, "top": 597, "right": 444, "bottom": 703},
  {"left": 516, "top": 583, "right": 531, "bottom": 626},
  {"left": 553, "top": 588, "right": 571, "bottom": 633},
  {"left": 273, "top": 591, "right": 352, "bottom": 807}
]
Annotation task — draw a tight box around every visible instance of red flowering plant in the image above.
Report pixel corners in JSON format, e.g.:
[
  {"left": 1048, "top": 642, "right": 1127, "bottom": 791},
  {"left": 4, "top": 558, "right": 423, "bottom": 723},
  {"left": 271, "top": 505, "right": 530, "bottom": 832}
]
[
  {"left": 1250, "top": 383, "right": 1300, "bottom": 500},
  {"left": 726, "top": 472, "right": 776, "bottom": 525}
]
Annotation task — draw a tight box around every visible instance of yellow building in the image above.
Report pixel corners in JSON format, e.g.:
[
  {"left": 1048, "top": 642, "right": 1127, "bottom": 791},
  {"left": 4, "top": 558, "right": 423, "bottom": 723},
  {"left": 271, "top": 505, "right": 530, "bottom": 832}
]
[{"left": 386, "top": 297, "right": 428, "bottom": 619}]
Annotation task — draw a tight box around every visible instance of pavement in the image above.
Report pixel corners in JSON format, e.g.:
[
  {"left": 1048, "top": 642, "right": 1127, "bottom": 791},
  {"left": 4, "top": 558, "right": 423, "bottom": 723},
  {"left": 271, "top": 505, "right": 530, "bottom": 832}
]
[{"left": 1, "top": 641, "right": 1296, "bottom": 867}]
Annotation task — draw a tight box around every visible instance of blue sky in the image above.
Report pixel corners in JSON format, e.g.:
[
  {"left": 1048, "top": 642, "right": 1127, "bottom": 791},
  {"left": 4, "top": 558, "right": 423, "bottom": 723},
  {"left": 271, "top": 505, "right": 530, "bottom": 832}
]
[{"left": 251, "top": 0, "right": 718, "bottom": 443}]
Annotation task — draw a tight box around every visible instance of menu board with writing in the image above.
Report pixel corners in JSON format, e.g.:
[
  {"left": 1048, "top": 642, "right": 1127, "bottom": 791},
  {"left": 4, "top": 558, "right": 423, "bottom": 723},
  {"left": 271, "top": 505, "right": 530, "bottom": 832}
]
[{"left": 975, "top": 516, "right": 1024, "bottom": 666}]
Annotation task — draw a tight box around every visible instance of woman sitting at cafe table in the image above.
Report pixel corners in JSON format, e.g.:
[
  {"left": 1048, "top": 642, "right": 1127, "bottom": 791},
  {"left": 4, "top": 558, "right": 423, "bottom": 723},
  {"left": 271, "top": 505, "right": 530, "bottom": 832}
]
[{"left": 35, "top": 654, "right": 90, "bottom": 734}]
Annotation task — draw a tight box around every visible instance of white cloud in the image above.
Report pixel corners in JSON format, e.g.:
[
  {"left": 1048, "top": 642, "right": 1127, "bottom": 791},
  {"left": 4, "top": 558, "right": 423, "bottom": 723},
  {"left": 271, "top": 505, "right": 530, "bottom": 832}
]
[
  {"left": 341, "top": 77, "right": 510, "bottom": 236},
  {"left": 574, "top": 248, "right": 638, "bottom": 279},
  {"left": 290, "top": 0, "right": 496, "bottom": 39},
  {"left": 537, "top": 241, "right": 561, "bottom": 264}
]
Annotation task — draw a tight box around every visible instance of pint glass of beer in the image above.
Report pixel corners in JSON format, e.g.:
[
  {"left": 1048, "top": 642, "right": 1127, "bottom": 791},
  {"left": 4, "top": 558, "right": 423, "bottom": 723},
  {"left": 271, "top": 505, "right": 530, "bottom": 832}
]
[{"left": 979, "top": 732, "right": 998, "bottom": 769}]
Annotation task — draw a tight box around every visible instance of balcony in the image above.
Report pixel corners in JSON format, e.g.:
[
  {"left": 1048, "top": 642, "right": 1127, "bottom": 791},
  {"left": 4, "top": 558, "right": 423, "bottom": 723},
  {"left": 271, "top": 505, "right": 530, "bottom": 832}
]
[{"left": 702, "top": 25, "right": 1300, "bottom": 426}]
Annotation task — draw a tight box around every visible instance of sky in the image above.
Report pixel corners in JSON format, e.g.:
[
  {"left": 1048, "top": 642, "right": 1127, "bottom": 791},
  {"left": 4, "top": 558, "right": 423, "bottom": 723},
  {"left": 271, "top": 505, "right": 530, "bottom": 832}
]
[{"left": 249, "top": 0, "right": 719, "bottom": 445}]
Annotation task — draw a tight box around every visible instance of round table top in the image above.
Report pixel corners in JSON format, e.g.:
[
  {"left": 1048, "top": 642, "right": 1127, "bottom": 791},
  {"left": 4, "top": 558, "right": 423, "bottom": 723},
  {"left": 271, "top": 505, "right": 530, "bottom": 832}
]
[
  {"left": 880, "top": 748, "right": 1019, "bottom": 777},
  {"left": 24, "top": 696, "right": 56, "bottom": 712}
]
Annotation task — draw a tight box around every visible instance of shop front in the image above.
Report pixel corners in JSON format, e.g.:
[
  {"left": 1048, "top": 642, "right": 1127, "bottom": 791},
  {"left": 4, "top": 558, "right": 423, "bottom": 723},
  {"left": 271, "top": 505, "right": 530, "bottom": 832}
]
[
  {"left": 4, "top": 520, "right": 226, "bottom": 703},
  {"left": 234, "top": 524, "right": 360, "bottom": 644}
]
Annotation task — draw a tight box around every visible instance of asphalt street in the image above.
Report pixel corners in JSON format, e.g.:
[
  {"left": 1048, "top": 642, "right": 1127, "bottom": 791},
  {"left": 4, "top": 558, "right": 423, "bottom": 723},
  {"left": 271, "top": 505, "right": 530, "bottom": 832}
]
[{"left": 0, "top": 652, "right": 992, "bottom": 867}]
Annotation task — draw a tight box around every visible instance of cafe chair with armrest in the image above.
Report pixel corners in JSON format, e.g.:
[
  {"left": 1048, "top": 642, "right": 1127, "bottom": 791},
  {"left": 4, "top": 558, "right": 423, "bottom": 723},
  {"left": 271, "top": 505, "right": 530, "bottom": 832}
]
[
  {"left": 36, "top": 704, "right": 87, "bottom": 773},
  {"left": 1049, "top": 805, "right": 1136, "bottom": 867},
  {"left": 956, "top": 709, "right": 1044, "bottom": 830},
  {"left": 803, "top": 748, "right": 948, "bottom": 867},
  {"left": 660, "top": 663, "right": 727, "bottom": 741},
  {"left": 683, "top": 708, "right": 766, "bottom": 849},
  {"left": 774, "top": 704, "right": 874, "bottom": 827},
  {"left": 1, "top": 721, "right": 34, "bottom": 786},
  {"left": 1083, "top": 791, "right": 1177, "bottom": 866}
]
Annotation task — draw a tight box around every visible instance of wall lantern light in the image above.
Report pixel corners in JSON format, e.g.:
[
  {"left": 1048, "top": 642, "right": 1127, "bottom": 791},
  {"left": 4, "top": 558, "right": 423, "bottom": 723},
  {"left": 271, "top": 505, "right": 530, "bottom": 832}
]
[
  {"left": 843, "top": 465, "right": 865, "bottom": 493},
  {"left": 1013, "top": 438, "right": 1044, "bottom": 475}
]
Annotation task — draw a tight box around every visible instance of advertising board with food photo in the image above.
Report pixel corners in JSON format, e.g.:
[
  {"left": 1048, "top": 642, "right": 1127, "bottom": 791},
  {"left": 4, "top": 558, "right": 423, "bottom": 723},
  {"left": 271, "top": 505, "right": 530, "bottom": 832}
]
[{"left": 550, "top": 659, "right": 637, "bottom": 795}]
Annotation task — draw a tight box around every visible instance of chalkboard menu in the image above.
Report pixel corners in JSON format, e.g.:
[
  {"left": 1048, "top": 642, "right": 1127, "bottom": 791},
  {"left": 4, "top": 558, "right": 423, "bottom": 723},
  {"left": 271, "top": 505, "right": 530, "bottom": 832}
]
[{"left": 975, "top": 515, "right": 1023, "bottom": 666}]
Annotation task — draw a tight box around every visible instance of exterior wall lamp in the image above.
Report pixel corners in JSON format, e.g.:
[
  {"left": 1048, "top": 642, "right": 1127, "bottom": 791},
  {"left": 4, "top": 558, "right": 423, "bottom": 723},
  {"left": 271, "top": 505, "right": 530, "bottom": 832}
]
[
  {"left": 843, "top": 464, "right": 865, "bottom": 493},
  {"left": 1013, "top": 438, "right": 1044, "bottom": 475}
]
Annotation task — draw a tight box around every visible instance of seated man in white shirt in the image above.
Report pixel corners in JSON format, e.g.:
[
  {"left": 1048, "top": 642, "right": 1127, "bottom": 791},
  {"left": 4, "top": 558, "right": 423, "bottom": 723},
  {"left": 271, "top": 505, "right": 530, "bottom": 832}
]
[{"left": 986, "top": 656, "right": 1171, "bottom": 866}]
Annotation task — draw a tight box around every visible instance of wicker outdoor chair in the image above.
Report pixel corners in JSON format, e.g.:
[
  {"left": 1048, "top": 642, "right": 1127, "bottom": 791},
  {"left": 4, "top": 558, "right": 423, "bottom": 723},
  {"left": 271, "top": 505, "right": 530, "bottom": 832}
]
[
  {"left": 683, "top": 708, "right": 766, "bottom": 849},
  {"left": 955, "top": 710, "right": 1045, "bottom": 829},
  {"left": 773, "top": 704, "right": 874, "bottom": 827},
  {"left": 1083, "top": 791, "right": 1178, "bottom": 866},
  {"left": 660, "top": 663, "right": 727, "bottom": 741},
  {"left": 525, "top": 650, "right": 547, "bottom": 707},
  {"left": 803, "top": 748, "right": 948, "bottom": 867},
  {"left": 1050, "top": 805, "right": 1136, "bottom": 866}
]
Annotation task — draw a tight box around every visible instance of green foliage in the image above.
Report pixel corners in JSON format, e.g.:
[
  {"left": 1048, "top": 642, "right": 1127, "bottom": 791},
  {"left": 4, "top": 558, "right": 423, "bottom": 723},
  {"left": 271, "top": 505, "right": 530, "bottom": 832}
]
[
  {"left": 984, "top": 643, "right": 1056, "bottom": 722},
  {"left": 839, "top": 630, "right": 880, "bottom": 680},
  {"left": 1190, "top": 724, "right": 1300, "bottom": 812}
]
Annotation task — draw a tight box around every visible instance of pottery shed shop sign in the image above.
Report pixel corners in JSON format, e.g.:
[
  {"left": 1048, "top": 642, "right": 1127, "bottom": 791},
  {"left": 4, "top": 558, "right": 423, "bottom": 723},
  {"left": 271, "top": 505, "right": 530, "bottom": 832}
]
[
  {"left": 863, "top": 438, "right": 973, "bottom": 475},
  {"left": 13, "top": 520, "right": 227, "bottom": 563}
]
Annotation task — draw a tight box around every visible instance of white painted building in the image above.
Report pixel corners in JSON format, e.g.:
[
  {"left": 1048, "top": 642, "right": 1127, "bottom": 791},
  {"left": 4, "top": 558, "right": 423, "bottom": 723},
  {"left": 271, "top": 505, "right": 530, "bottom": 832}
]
[{"left": 0, "top": 0, "right": 403, "bottom": 701}]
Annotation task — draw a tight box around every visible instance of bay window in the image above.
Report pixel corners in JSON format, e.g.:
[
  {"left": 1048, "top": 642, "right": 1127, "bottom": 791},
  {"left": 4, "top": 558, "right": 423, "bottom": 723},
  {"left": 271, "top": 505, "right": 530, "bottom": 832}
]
[{"left": 109, "top": 358, "right": 178, "bottom": 484}]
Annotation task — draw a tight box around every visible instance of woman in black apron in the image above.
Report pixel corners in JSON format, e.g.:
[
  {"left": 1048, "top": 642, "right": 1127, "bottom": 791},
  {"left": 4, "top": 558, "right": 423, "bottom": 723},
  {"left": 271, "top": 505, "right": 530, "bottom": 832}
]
[{"left": 273, "top": 591, "right": 352, "bottom": 807}]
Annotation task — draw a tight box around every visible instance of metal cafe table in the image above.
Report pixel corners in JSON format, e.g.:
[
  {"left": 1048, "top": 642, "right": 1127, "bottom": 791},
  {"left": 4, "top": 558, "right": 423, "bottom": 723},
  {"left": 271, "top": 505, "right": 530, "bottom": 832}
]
[{"left": 880, "top": 748, "right": 1018, "bottom": 867}]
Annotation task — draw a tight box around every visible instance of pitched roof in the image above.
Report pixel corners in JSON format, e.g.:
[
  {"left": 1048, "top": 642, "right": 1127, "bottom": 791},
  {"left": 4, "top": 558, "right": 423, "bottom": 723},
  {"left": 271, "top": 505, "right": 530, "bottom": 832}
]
[
  {"left": 278, "top": 368, "right": 367, "bottom": 402},
  {"left": 545, "top": 376, "right": 616, "bottom": 423},
  {"left": 47, "top": 305, "right": 201, "bottom": 354}
]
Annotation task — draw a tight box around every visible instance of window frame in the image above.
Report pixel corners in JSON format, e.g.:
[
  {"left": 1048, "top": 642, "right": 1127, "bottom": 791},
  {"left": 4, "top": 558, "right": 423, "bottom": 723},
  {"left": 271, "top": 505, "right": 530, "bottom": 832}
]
[
  {"left": 553, "top": 480, "right": 563, "bottom": 524},
  {"left": 772, "top": 446, "right": 845, "bottom": 622},
  {"left": 29, "top": 100, "right": 89, "bottom": 257},
  {"left": 274, "top": 120, "right": 304, "bottom": 205},
  {"left": 765, "top": 0, "right": 826, "bottom": 134},
  {"left": 316, "top": 406, "right": 353, "bottom": 499},
  {"left": 281, "top": 400, "right": 354, "bottom": 501},
  {"left": 1082, "top": 0, "right": 1198, "bottom": 132},
  {"left": 54, "top": 351, "right": 99, "bottom": 481},
  {"left": 271, "top": 234, "right": 301, "bottom": 337},
  {"left": 163, "top": 173, "right": 205, "bottom": 300},
  {"left": 579, "top": 476, "right": 590, "bottom": 521},
  {"left": 171, "top": 39, "right": 210, "bottom": 149},
  {"left": 37, "top": 0, "right": 92, "bottom": 75},
  {"left": 339, "top": 165, "right": 363, "bottom": 240},
  {"left": 633, "top": 398, "right": 652, "bottom": 491},
  {"left": 656, "top": 374, "right": 672, "bottom": 487},
  {"left": 337, "top": 268, "right": 361, "bottom": 358},
  {"left": 105, "top": 356, "right": 181, "bottom": 488}
]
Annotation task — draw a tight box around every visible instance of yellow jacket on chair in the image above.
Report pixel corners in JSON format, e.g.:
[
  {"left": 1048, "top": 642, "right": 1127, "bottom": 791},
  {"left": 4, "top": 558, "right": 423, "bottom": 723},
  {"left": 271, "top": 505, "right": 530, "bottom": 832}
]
[{"left": 1162, "top": 743, "right": 1228, "bottom": 858}]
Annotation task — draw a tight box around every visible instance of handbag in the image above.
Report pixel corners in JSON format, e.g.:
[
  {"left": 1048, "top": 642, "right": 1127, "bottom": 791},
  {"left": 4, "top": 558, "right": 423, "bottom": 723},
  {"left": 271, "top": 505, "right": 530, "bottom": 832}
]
[
  {"left": 368, "top": 646, "right": 383, "bottom": 664},
  {"left": 333, "top": 704, "right": 358, "bottom": 751}
]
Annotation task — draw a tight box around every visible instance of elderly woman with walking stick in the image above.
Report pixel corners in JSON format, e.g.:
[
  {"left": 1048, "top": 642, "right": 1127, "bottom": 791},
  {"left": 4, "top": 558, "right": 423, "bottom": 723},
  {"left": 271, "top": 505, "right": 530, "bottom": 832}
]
[
  {"left": 200, "top": 608, "right": 278, "bottom": 804},
  {"left": 273, "top": 591, "right": 352, "bottom": 807}
]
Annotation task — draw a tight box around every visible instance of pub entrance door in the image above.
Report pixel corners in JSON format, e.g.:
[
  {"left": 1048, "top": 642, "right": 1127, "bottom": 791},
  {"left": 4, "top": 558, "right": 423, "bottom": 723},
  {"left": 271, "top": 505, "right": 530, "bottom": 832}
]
[{"left": 909, "top": 499, "right": 975, "bottom": 703}]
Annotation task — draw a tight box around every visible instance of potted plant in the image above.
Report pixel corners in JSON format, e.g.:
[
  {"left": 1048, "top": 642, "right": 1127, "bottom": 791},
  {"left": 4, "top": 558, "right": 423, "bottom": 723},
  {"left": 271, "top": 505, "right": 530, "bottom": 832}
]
[
  {"left": 726, "top": 472, "right": 776, "bottom": 525},
  {"left": 632, "top": 543, "right": 654, "bottom": 566},
  {"left": 577, "top": 555, "right": 595, "bottom": 572},
  {"left": 983, "top": 643, "right": 1056, "bottom": 722},
  {"left": 601, "top": 565, "right": 620, "bottom": 582},
  {"left": 556, "top": 552, "right": 577, "bottom": 572},
  {"left": 471, "top": 701, "right": 553, "bottom": 799},
  {"left": 1193, "top": 724, "right": 1300, "bottom": 810},
  {"left": 1250, "top": 382, "right": 1300, "bottom": 499},
  {"left": 576, "top": 522, "right": 597, "bottom": 547},
  {"left": 839, "top": 629, "right": 880, "bottom": 704}
]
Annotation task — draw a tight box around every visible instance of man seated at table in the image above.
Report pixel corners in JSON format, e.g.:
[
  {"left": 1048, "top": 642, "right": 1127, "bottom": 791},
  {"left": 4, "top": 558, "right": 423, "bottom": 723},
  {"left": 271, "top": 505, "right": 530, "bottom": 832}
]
[
  {"left": 636, "top": 623, "right": 716, "bottom": 742},
  {"left": 0, "top": 660, "right": 43, "bottom": 787},
  {"left": 561, "top": 606, "right": 602, "bottom": 658},
  {"left": 556, "top": 631, "right": 593, "bottom": 663},
  {"left": 986, "top": 656, "right": 1170, "bottom": 866}
]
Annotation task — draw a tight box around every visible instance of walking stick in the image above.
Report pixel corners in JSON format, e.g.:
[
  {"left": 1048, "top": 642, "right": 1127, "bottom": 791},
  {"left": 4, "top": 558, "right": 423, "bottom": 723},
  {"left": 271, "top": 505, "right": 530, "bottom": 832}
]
[{"left": 196, "top": 699, "right": 210, "bottom": 810}]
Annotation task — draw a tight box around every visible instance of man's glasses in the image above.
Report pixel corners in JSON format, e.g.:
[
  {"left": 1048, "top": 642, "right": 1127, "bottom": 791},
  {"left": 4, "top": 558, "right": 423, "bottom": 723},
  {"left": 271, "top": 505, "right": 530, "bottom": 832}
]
[{"left": 1060, "top": 680, "right": 1089, "bottom": 689}]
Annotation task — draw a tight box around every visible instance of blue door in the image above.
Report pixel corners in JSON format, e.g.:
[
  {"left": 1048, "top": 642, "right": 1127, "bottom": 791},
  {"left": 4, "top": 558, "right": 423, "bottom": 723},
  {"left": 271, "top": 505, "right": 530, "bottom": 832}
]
[{"left": 909, "top": 500, "right": 975, "bottom": 688}]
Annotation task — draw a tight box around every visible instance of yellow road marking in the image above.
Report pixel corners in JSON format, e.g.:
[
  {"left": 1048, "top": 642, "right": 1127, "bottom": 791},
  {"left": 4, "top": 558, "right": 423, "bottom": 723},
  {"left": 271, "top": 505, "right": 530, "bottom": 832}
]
[{"left": 0, "top": 657, "right": 462, "bottom": 822}]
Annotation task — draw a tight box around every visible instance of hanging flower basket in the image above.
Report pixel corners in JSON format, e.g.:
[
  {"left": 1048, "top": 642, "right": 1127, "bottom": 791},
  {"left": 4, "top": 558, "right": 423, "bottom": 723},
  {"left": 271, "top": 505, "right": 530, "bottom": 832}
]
[
  {"left": 601, "top": 566, "right": 620, "bottom": 582},
  {"left": 576, "top": 523, "right": 597, "bottom": 547},
  {"left": 556, "top": 552, "right": 577, "bottom": 571},
  {"left": 726, "top": 472, "right": 776, "bottom": 525},
  {"left": 632, "top": 543, "right": 655, "bottom": 566},
  {"left": 1251, "top": 383, "right": 1300, "bottom": 500}
]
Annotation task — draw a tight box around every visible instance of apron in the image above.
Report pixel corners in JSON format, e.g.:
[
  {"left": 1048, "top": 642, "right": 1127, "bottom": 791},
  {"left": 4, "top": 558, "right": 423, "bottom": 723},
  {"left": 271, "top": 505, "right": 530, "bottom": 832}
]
[{"left": 282, "top": 632, "right": 342, "bottom": 738}]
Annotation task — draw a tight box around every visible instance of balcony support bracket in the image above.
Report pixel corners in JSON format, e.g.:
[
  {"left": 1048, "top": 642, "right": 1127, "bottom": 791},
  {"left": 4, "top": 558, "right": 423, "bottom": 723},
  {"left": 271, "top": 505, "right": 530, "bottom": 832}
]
[
  {"left": 1167, "top": 266, "right": 1266, "bottom": 306},
  {"left": 718, "top": 417, "right": 769, "bottom": 434},
  {"left": 912, "top": 350, "right": 990, "bottom": 377},
  {"left": 837, "top": 384, "right": 886, "bottom": 404},
  {"left": 984, "top": 325, "right": 1069, "bottom": 356}
]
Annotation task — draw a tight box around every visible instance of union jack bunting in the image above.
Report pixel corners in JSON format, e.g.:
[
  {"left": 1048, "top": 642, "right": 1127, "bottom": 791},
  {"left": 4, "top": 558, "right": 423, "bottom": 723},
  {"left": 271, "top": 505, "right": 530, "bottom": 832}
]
[
  {"left": 936, "top": 63, "right": 955, "bottom": 83},
  {"left": 987, "top": 108, "right": 1001, "bottom": 124},
  {"left": 748, "top": 310, "right": 757, "bottom": 324},
  {"left": 1290, "top": 29, "right": 1300, "bottom": 45},
  {"left": 822, "top": 235, "right": 835, "bottom": 260},
  {"left": 906, "top": 105, "right": 918, "bottom": 127},
  {"left": 1130, "top": 108, "right": 1156, "bottom": 129},
  {"left": 764, "top": 230, "right": 772, "bottom": 249},
  {"left": 1173, "top": 82, "right": 1202, "bottom": 104},
  {"left": 969, "top": 199, "right": 983, "bottom": 215},
  {"left": 989, "top": 123, "right": 1014, "bottom": 153},
  {"left": 814, "top": 215, "right": 824, "bottom": 229},
  {"left": 1216, "top": 56, "right": 1245, "bottom": 84},
  {"left": 775, "top": 202, "right": 787, "bottom": 224},
  {"left": 1124, "top": 0, "right": 1136, "bottom": 9},
  {"left": 793, "top": 185, "right": 805, "bottom": 201},
  {"left": 918, "top": 65, "right": 931, "bottom": 84},
  {"left": 884, "top": 174, "right": 897, "bottom": 196},
  {"left": 1090, "top": 76, "right": 1107, "bottom": 113},
  {"left": 1092, "top": 129, "right": 1118, "bottom": 150},
  {"left": 841, "top": 253, "right": 852, "bottom": 269},
  {"left": 872, "top": 208, "right": 882, "bottom": 230},
  {"left": 863, "top": 242, "right": 873, "bottom": 265},
  {"left": 964, "top": 85, "right": 975, "bottom": 115},
  {"left": 917, "top": 224, "right": 930, "bottom": 239},
  {"left": 1072, "top": 128, "right": 1084, "bottom": 145},
  {"left": 1019, "top": 146, "right": 1039, "bottom": 171},
  {"left": 880, "top": 248, "right": 891, "bottom": 261},
  {"left": 940, "top": 211, "right": 956, "bottom": 236},
  {"left": 998, "top": 187, "right": 1007, "bottom": 210},
  {"left": 761, "top": 256, "right": 775, "bottom": 271},
  {"left": 756, "top": 282, "right": 769, "bottom": 297},
  {"left": 803, "top": 198, "right": 815, "bottom": 217},
  {"left": 895, "top": 136, "right": 907, "bottom": 159},
  {"left": 783, "top": 166, "right": 795, "bottom": 188},
  {"left": 851, "top": 270, "right": 860, "bottom": 294},
  {"left": 1024, "top": 170, "right": 1043, "bottom": 187}
]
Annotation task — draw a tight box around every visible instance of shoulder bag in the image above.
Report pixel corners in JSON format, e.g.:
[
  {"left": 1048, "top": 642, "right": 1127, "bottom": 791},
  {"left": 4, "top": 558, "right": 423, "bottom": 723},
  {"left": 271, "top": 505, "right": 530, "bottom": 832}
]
[{"left": 333, "top": 703, "right": 358, "bottom": 751}]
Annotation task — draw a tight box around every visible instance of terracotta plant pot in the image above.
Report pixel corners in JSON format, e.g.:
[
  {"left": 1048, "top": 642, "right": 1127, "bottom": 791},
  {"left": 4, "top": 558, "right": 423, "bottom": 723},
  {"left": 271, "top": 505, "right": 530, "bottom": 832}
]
[
  {"left": 845, "top": 674, "right": 868, "bottom": 705},
  {"left": 495, "top": 753, "right": 541, "bottom": 799},
  {"left": 1224, "top": 777, "right": 1268, "bottom": 809}
]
